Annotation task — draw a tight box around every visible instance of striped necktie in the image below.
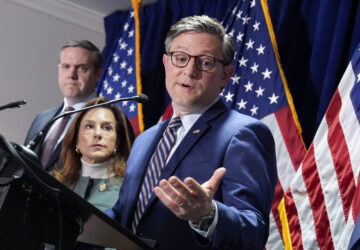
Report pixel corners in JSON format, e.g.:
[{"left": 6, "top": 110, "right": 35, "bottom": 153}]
[{"left": 132, "top": 117, "right": 182, "bottom": 233}]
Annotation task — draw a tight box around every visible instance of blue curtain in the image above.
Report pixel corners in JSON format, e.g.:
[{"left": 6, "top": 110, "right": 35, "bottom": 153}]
[
  {"left": 102, "top": 0, "right": 236, "bottom": 127},
  {"left": 101, "top": 0, "right": 360, "bottom": 147},
  {"left": 268, "top": 0, "right": 360, "bottom": 146}
]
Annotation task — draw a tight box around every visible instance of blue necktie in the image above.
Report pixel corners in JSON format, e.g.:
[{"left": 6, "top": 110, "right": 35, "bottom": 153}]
[{"left": 132, "top": 117, "right": 182, "bottom": 232}]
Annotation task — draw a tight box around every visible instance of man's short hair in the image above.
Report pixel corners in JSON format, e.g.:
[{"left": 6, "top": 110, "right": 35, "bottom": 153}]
[
  {"left": 60, "top": 40, "right": 104, "bottom": 70},
  {"left": 164, "top": 15, "right": 235, "bottom": 65}
]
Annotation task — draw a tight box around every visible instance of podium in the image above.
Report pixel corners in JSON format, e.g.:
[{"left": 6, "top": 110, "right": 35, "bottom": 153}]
[{"left": 0, "top": 134, "right": 154, "bottom": 250}]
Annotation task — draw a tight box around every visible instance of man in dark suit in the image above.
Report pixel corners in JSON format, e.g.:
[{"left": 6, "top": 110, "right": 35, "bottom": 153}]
[
  {"left": 106, "top": 15, "right": 277, "bottom": 250},
  {"left": 24, "top": 40, "right": 103, "bottom": 171}
]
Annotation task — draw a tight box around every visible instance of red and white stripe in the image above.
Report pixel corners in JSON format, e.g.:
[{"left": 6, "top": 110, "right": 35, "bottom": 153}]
[
  {"left": 283, "top": 60, "right": 360, "bottom": 249},
  {"left": 263, "top": 106, "right": 306, "bottom": 249}
]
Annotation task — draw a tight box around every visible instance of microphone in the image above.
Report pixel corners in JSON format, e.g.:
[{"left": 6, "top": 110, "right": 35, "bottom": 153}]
[
  {"left": 0, "top": 100, "right": 26, "bottom": 111},
  {"left": 26, "top": 94, "right": 148, "bottom": 150},
  {"left": 134, "top": 93, "right": 148, "bottom": 104}
]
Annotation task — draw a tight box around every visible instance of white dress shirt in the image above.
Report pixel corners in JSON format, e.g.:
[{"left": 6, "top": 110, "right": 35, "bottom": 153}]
[{"left": 166, "top": 99, "right": 220, "bottom": 239}]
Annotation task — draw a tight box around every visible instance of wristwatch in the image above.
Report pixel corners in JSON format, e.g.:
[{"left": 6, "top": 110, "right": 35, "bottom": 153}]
[{"left": 192, "top": 203, "right": 216, "bottom": 231}]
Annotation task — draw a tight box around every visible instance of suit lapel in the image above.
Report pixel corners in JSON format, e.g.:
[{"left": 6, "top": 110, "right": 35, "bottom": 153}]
[
  {"left": 124, "top": 121, "right": 169, "bottom": 223},
  {"left": 145, "top": 100, "right": 228, "bottom": 209},
  {"left": 38, "top": 105, "right": 63, "bottom": 169},
  {"left": 45, "top": 143, "right": 62, "bottom": 171},
  {"left": 39, "top": 105, "right": 64, "bottom": 136}
]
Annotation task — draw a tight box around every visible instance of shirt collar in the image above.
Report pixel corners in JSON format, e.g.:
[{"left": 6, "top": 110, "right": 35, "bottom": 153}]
[
  {"left": 62, "top": 92, "right": 97, "bottom": 112},
  {"left": 172, "top": 97, "right": 219, "bottom": 132}
]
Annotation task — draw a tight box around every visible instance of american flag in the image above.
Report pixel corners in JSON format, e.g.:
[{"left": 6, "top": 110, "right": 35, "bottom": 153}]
[
  {"left": 97, "top": 11, "right": 142, "bottom": 136},
  {"left": 281, "top": 44, "right": 360, "bottom": 249},
  {"left": 221, "top": 0, "right": 306, "bottom": 248}
]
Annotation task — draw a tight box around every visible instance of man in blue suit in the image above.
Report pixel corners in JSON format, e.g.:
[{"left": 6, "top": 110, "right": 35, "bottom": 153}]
[
  {"left": 349, "top": 214, "right": 360, "bottom": 249},
  {"left": 24, "top": 40, "right": 103, "bottom": 171},
  {"left": 107, "top": 15, "right": 277, "bottom": 249}
]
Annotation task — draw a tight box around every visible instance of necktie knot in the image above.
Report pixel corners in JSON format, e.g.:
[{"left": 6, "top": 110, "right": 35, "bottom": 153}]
[
  {"left": 167, "top": 117, "right": 182, "bottom": 130},
  {"left": 65, "top": 106, "right": 74, "bottom": 112}
]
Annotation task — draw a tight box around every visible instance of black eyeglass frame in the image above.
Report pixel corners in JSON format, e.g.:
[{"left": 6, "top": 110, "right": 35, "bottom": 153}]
[{"left": 168, "top": 51, "right": 226, "bottom": 71}]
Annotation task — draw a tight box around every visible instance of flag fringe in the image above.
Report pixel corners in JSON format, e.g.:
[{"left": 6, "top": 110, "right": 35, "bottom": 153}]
[
  {"left": 260, "top": 0, "right": 306, "bottom": 150},
  {"left": 132, "top": 0, "right": 145, "bottom": 133},
  {"left": 278, "top": 198, "right": 293, "bottom": 250}
]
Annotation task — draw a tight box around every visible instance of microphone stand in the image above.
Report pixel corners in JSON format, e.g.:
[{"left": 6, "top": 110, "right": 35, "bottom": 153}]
[{"left": 0, "top": 100, "right": 26, "bottom": 111}]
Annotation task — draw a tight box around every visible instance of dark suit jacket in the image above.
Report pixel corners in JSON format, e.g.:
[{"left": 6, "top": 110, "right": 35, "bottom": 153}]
[
  {"left": 349, "top": 214, "right": 360, "bottom": 250},
  {"left": 108, "top": 100, "right": 277, "bottom": 250},
  {"left": 24, "top": 104, "right": 63, "bottom": 171}
]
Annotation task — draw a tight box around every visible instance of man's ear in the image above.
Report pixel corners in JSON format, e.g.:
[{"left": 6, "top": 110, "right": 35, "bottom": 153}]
[
  {"left": 221, "top": 64, "right": 234, "bottom": 88},
  {"left": 162, "top": 54, "right": 169, "bottom": 68}
]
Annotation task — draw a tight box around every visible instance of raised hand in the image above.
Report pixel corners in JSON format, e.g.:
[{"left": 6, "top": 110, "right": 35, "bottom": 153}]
[{"left": 154, "top": 167, "right": 226, "bottom": 222}]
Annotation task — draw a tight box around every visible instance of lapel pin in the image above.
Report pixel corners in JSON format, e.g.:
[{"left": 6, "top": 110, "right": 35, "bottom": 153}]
[
  {"left": 193, "top": 129, "right": 200, "bottom": 134},
  {"left": 99, "top": 183, "right": 107, "bottom": 192}
]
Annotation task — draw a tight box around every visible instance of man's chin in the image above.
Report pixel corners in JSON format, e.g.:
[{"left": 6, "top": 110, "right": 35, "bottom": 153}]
[{"left": 64, "top": 94, "right": 84, "bottom": 104}]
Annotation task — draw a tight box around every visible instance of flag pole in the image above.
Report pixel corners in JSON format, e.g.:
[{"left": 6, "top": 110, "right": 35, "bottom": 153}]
[
  {"left": 132, "top": 0, "right": 145, "bottom": 133},
  {"left": 261, "top": 0, "right": 305, "bottom": 148}
]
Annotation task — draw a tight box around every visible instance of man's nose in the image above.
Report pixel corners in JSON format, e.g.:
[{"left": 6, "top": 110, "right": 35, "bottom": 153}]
[
  {"left": 183, "top": 58, "right": 199, "bottom": 78},
  {"left": 69, "top": 67, "right": 78, "bottom": 79}
]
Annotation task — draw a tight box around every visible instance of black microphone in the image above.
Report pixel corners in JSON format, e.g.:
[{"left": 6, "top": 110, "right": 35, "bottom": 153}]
[
  {"left": 132, "top": 93, "right": 148, "bottom": 104},
  {"left": 26, "top": 94, "right": 148, "bottom": 150},
  {"left": 0, "top": 100, "right": 26, "bottom": 111}
]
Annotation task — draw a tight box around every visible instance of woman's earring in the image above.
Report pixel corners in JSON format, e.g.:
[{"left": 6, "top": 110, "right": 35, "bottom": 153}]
[
  {"left": 113, "top": 148, "right": 117, "bottom": 156},
  {"left": 75, "top": 146, "right": 80, "bottom": 154}
]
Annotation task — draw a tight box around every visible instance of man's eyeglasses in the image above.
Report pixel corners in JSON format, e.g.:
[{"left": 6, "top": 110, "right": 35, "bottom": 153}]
[{"left": 168, "top": 51, "right": 225, "bottom": 71}]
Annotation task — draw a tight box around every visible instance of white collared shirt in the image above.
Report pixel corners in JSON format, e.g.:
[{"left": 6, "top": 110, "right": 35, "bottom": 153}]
[
  {"left": 166, "top": 98, "right": 219, "bottom": 163},
  {"left": 165, "top": 98, "right": 220, "bottom": 239},
  {"left": 166, "top": 111, "right": 202, "bottom": 163}
]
